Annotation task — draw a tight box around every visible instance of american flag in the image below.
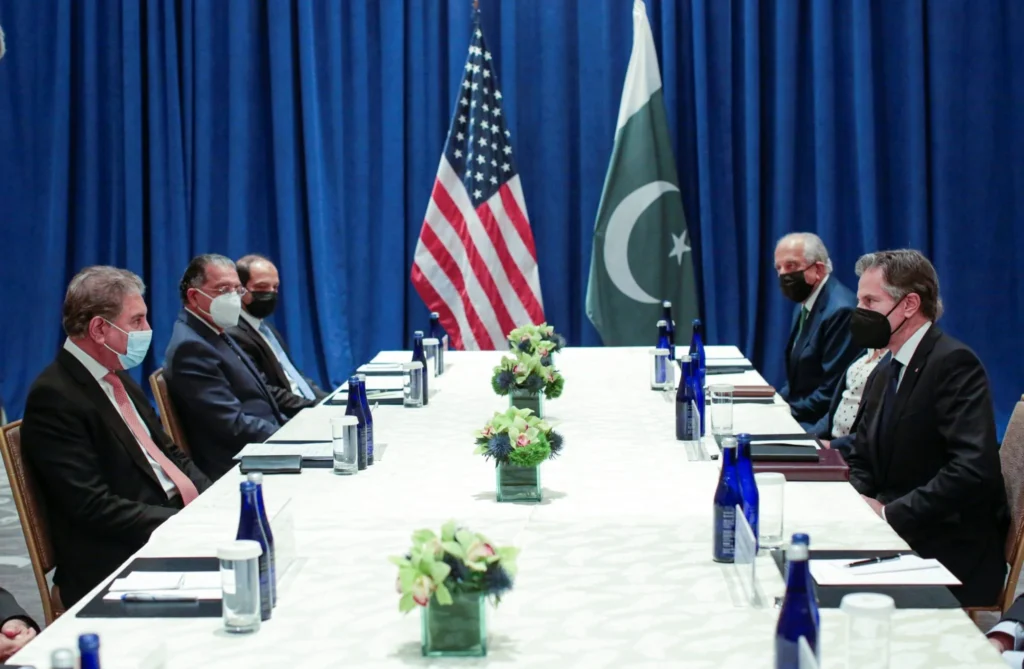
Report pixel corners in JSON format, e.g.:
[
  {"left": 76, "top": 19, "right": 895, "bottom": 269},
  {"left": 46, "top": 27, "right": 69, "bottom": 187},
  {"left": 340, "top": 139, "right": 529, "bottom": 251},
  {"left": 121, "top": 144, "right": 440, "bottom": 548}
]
[{"left": 411, "top": 15, "right": 545, "bottom": 350}]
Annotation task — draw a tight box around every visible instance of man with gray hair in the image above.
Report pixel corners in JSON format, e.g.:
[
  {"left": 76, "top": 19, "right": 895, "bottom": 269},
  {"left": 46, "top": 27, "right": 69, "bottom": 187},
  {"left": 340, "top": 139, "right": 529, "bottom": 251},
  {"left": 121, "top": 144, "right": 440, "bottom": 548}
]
[
  {"left": 773, "top": 232, "right": 861, "bottom": 428},
  {"left": 846, "top": 249, "right": 1006, "bottom": 607},
  {"left": 21, "top": 266, "right": 211, "bottom": 607},
  {"left": 164, "top": 254, "right": 287, "bottom": 479}
]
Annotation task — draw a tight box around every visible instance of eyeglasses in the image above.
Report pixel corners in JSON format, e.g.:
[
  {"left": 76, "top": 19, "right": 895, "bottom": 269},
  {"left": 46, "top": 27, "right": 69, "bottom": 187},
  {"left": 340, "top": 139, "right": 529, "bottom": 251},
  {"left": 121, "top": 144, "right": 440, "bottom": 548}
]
[{"left": 205, "top": 285, "right": 247, "bottom": 297}]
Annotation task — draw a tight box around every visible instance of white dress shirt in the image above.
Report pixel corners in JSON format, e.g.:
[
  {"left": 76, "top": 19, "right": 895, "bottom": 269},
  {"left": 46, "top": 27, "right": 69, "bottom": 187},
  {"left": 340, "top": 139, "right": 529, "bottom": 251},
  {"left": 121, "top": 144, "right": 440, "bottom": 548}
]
[
  {"left": 63, "top": 339, "right": 177, "bottom": 496},
  {"left": 987, "top": 620, "right": 1024, "bottom": 667},
  {"left": 891, "top": 320, "right": 933, "bottom": 388},
  {"left": 239, "top": 309, "right": 303, "bottom": 397}
]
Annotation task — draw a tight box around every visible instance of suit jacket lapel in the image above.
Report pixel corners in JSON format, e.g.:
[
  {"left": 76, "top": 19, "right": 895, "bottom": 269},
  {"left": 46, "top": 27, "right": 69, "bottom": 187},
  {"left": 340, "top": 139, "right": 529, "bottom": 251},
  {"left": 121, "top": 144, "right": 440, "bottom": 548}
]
[
  {"left": 238, "top": 318, "right": 287, "bottom": 389},
  {"left": 57, "top": 350, "right": 162, "bottom": 489},
  {"left": 792, "top": 280, "right": 832, "bottom": 365},
  {"left": 880, "top": 326, "right": 941, "bottom": 473}
]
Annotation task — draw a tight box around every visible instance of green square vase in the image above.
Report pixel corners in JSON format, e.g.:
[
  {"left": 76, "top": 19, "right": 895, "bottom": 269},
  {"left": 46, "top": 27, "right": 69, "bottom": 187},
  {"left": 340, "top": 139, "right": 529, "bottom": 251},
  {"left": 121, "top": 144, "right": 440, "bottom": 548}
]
[
  {"left": 421, "top": 592, "right": 487, "bottom": 657},
  {"left": 508, "top": 389, "right": 543, "bottom": 417},
  {"left": 496, "top": 462, "right": 542, "bottom": 503}
]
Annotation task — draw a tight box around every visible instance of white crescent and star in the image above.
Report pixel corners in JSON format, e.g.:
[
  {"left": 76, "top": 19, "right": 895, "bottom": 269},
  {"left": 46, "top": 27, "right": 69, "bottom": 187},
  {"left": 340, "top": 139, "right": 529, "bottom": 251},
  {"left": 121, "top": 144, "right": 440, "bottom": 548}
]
[{"left": 602, "top": 180, "right": 691, "bottom": 304}]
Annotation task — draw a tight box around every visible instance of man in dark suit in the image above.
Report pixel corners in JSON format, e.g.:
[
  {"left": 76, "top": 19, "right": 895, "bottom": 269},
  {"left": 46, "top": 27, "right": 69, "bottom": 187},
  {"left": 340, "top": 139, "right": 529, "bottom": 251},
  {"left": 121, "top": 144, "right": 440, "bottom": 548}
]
[
  {"left": 0, "top": 587, "right": 37, "bottom": 661},
  {"left": 846, "top": 249, "right": 1007, "bottom": 607},
  {"left": 228, "top": 254, "right": 326, "bottom": 418},
  {"left": 774, "top": 233, "right": 863, "bottom": 430},
  {"left": 164, "top": 254, "right": 287, "bottom": 479},
  {"left": 21, "top": 266, "right": 212, "bottom": 607},
  {"left": 988, "top": 594, "right": 1024, "bottom": 664}
]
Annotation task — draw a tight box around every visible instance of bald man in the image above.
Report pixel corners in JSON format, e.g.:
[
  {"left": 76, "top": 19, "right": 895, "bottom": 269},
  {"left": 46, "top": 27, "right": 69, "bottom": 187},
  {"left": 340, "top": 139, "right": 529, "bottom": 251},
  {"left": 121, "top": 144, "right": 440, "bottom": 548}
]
[{"left": 773, "top": 233, "right": 861, "bottom": 429}]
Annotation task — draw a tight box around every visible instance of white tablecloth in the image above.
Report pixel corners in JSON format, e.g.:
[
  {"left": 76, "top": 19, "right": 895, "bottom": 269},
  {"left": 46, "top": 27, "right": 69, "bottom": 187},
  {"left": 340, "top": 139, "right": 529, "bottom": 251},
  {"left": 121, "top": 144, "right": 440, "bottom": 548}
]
[{"left": 11, "top": 348, "right": 1005, "bottom": 668}]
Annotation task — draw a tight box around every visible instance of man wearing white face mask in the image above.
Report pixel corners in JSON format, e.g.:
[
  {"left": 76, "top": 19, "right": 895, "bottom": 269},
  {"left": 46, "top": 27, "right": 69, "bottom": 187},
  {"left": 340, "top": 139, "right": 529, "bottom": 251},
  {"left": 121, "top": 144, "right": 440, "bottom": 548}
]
[
  {"left": 21, "top": 266, "right": 211, "bottom": 608},
  {"left": 164, "top": 254, "right": 287, "bottom": 479}
]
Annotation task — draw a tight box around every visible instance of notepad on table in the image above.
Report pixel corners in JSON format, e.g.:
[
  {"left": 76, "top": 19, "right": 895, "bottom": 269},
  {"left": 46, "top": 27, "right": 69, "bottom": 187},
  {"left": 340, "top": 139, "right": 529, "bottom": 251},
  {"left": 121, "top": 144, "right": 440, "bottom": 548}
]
[
  {"left": 809, "top": 556, "right": 961, "bottom": 586},
  {"left": 104, "top": 571, "right": 223, "bottom": 601}
]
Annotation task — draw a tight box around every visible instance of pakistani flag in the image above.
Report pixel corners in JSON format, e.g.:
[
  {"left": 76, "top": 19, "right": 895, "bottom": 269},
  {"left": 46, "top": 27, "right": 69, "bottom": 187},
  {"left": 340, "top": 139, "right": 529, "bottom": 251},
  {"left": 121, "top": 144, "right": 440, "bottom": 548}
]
[{"left": 585, "top": 0, "right": 699, "bottom": 345}]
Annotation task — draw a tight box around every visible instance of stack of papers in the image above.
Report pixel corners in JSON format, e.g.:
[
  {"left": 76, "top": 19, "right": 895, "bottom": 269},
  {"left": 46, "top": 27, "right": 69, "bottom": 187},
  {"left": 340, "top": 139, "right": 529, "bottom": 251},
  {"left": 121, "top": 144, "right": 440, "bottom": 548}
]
[
  {"left": 808, "top": 555, "right": 961, "bottom": 586},
  {"left": 104, "top": 571, "right": 222, "bottom": 601}
]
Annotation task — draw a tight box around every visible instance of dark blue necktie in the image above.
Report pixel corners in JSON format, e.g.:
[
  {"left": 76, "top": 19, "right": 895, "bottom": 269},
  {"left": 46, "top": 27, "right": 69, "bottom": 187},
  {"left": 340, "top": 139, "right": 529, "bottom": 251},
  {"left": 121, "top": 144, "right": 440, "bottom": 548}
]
[{"left": 877, "top": 356, "right": 903, "bottom": 438}]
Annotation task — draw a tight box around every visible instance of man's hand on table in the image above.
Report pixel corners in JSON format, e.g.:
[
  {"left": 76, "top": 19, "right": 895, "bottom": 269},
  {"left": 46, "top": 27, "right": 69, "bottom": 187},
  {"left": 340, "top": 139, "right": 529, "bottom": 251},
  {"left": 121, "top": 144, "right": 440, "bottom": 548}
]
[{"left": 860, "top": 494, "right": 885, "bottom": 518}]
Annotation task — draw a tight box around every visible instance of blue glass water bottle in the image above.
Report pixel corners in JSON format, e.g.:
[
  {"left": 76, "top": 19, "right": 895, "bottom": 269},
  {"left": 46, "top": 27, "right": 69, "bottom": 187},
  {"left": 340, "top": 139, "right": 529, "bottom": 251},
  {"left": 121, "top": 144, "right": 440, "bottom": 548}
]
[
  {"left": 775, "top": 539, "right": 819, "bottom": 668},
  {"left": 790, "top": 533, "right": 820, "bottom": 627},
  {"left": 690, "top": 318, "right": 706, "bottom": 391},
  {"left": 356, "top": 375, "right": 374, "bottom": 466},
  {"left": 735, "top": 433, "right": 760, "bottom": 551},
  {"left": 345, "top": 376, "right": 368, "bottom": 470},
  {"left": 78, "top": 633, "right": 101, "bottom": 669},
  {"left": 713, "top": 437, "right": 743, "bottom": 563},
  {"left": 412, "top": 331, "right": 429, "bottom": 406},
  {"left": 236, "top": 481, "right": 272, "bottom": 621},
  {"left": 687, "top": 348, "right": 706, "bottom": 437},
  {"left": 661, "top": 300, "right": 676, "bottom": 350},
  {"left": 675, "top": 355, "right": 698, "bottom": 441},
  {"left": 429, "top": 311, "right": 446, "bottom": 375},
  {"left": 247, "top": 472, "right": 276, "bottom": 608}
]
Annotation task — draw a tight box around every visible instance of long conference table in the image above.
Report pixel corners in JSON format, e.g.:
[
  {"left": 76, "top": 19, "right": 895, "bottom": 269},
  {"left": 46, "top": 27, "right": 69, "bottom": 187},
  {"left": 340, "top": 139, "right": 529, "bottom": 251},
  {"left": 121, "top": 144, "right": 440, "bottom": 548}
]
[{"left": 11, "top": 347, "right": 1007, "bottom": 668}]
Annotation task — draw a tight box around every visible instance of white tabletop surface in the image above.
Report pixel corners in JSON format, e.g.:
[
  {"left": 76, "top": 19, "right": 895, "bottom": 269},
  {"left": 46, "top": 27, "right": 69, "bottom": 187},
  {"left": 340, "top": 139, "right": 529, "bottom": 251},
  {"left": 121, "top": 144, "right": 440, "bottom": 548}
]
[{"left": 11, "top": 348, "right": 1006, "bottom": 668}]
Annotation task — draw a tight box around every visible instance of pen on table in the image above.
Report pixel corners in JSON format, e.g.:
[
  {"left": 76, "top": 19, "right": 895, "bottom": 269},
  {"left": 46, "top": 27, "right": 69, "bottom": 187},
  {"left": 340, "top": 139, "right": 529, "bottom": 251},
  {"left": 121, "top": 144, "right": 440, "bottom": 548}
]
[
  {"left": 121, "top": 592, "right": 199, "bottom": 602},
  {"left": 844, "top": 555, "right": 902, "bottom": 568}
]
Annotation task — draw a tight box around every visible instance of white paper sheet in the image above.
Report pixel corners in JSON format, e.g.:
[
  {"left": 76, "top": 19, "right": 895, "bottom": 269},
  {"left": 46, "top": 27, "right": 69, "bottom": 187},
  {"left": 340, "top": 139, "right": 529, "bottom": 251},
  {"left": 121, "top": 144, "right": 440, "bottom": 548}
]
[
  {"left": 370, "top": 350, "right": 413, "bottom": 364},
  {"left": 754, "top": 439, "right": 820, "bottom": 449},
  {"left": 233, "top": 442, "right": 334, "bottom": 460},
  {"left": 107, "top": 571, "right": 221, "bottom": 593},
  {"left": 103, "top": 588, "right": 222, "bottom": 602},
  {"left": 809, "top": 556, "right": 961, "bottom": 586},
  {"left": 342, "top": 376, "right": 404, "bottom": 392}
]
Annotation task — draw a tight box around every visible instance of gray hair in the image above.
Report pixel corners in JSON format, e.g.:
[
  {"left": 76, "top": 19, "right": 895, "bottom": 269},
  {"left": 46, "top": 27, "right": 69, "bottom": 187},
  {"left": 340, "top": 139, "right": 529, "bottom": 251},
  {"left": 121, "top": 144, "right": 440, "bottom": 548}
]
[
  {"left": 62, "top": 266, "right": 146, "bottom": 337},
  {"left": 855, "top": 249, "right": 943, "bottom": 320},
  {"left": 778, "top": 232, "right": 833, "bottom": 274},
  {"left": 178, "top": 254, "right": 235, "bottom": 303}
]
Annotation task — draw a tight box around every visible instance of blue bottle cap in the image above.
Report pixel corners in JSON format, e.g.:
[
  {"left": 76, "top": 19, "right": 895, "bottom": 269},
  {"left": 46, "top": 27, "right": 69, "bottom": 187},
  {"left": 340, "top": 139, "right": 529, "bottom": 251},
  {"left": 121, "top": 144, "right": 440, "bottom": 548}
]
[
  {"left": 239, "top": 480, "right": 256, "bottom": 494},
  {"left": 78, "top": 633, "right": 100, "bottom": 652},
  {"left": 736, "top": 432, "right": 751, "bottom": 442},
  {"left": 791, "top": 533, "right": 810, "bottom": 545}
]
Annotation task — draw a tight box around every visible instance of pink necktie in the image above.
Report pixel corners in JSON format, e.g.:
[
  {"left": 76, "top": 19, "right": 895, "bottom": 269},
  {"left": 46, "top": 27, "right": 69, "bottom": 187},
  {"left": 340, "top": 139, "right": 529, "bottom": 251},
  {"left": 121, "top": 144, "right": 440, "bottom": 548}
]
[{"left": 103, "top": 373, "right": 199, "bottom": 506}]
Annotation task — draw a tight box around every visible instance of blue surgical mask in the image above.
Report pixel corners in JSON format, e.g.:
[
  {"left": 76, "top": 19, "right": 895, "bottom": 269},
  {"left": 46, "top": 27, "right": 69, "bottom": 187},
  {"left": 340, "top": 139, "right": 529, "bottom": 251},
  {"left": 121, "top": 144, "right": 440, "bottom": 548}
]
[{"left": 104, "top": 320, "right": 153, "bottom": 370}]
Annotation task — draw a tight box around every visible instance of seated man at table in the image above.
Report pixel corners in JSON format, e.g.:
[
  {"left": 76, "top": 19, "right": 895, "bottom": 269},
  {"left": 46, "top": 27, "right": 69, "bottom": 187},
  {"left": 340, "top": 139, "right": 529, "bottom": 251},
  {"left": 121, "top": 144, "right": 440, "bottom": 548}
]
[
  {"left": 774, "top": 233, "right": 862, "bottom": 430},
  {"left": 0, "top": 587, "right": 38, "bottom": 661},
  {"left": 846, "top": 249, "right": 1007, "bottom": 607},
  {"left": 228, "top": 253, "right": 326, "bottom": 418},
  {"left": 165, "top": 254, "right": 288, "bottom": 479},
  {"left": 21, "top": 266, "right": 211, "bottom": 607},
  {"left": 813, "top": 348, "right": 886, "bottom": 458}
]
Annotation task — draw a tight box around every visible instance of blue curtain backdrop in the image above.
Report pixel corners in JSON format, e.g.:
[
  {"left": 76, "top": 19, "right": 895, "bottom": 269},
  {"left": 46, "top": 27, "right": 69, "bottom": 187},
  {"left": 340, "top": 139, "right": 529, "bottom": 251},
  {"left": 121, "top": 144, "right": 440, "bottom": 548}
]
[{"left": 1, "top": 0, "right": 1022, "bottom": 432}]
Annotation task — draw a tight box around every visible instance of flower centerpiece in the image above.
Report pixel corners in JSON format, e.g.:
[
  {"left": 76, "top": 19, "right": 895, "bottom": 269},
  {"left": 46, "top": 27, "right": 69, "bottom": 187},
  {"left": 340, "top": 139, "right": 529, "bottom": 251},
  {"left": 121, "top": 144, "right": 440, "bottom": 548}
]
[
  {"left": 490, "top": 351, "right": 564, "bottom": 417},
  {"left": 390, "top": 521, "right": 519, "bottom": 657},
  {"left": 508, "top": 322, "right": 565, "bottom": 366},
  {"left": 475, "top": 407, "right": 563, "bottom": 502}
]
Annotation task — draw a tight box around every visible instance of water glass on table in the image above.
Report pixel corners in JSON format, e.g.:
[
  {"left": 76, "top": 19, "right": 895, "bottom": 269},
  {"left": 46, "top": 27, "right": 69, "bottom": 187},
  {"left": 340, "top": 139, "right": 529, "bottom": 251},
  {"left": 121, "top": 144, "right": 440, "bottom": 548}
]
[
  {"left": 754, "top": 472, "right": 785, "bottom": 548},
  {"left": 218, "top": 540, "right": 263, "bottom": 634},
  {"left": 709, "top": 383, "right": 734, "bottom": 436},
  {"left": 331, "top": 416, "right": 360, "bottom": 475},
  {"left": 841, "top": 593, "right": 894, "bottom": 669},
  {"left": 403, "top": 362, "right": 424, "bottom": 407}
]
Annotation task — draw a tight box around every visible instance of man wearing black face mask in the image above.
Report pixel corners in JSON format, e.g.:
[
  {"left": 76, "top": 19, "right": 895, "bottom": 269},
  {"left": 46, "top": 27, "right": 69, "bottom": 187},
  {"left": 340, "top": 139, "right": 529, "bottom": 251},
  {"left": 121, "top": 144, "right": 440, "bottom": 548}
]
[
  {"left": 846, "top": 249, "right": 1007, "bottom": 607},
  {"left": 774, "top": 233, "right": 861, "bottom": 429},
  {"left": 228, "top": 254, "right": 326, "bottom": 417}
]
